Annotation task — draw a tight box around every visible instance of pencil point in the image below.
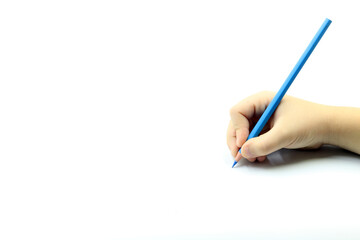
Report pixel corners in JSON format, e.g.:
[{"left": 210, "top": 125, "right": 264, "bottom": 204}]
[{"left": 232, "top": 161, "right": 237, "bottom": 168}]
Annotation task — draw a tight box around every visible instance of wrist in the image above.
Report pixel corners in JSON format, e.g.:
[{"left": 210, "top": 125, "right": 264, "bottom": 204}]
[
  {"left": 322, "top": 105, "right": 348, "bottom": 147},
  {"left": 320, "top": 105, "right": 338, "bottom": 146}
]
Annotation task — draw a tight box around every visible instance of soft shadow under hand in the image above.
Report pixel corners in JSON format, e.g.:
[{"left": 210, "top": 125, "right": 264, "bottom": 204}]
[{"left": 236, "top": 145, "right": 360, "bottom": 169}]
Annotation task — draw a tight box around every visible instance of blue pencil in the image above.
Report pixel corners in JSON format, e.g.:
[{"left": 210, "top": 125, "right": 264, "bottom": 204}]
[{"left": 232, "top": 18, "right": 332, "bottom": 168}]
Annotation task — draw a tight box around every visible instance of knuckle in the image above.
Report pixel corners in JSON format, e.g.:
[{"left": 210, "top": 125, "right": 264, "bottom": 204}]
[{"left": 229, "top": 106, "right": 237, "bottom": 116}]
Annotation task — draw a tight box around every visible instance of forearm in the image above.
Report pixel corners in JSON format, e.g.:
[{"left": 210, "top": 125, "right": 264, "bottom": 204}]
[{"left": 325, "top": 106, "right": 360, "bottom": 154}]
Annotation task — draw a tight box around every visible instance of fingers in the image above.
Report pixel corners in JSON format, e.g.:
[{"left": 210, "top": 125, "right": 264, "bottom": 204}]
[
  {"left": 235, "top": 151, "right": 242, "bottom": 161},
  {"left": 228, "top": 91, "right": 277, "bottom": 162},
  {"left": 246, "top": 156, "right": 266, "bottom": 163},
  {"left": 241, "top": 126, "right": 289, "bottom": 159},
  {"left": 247, "top": 157, "right": 257, "bottom": 162},
  {"left": 230, "top": 91, "right": 275, "bottom": 148},
  {"left": 235, "top": 128, "right": 249, "bottom": 148},
  {"left": 230, "top": 91, "right": 275, "bottom": 124},
  {"left": 227, "top": 121, "right": 239, "bottom": 158}
]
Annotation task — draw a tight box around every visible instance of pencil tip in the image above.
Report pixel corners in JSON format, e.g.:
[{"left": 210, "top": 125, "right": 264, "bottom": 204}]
[{"left": 232, "top": 161, "right": 237, "bottom": 168}]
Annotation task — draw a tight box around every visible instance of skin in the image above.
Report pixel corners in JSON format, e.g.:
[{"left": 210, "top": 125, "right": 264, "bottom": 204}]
[{"left": 227, "top": 91, "right": 360, "bottom": 162}]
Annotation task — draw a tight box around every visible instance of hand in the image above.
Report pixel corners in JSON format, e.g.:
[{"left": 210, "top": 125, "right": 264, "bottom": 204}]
[{"left": 227, "top": 91, "right": 330, "bottom": 162}]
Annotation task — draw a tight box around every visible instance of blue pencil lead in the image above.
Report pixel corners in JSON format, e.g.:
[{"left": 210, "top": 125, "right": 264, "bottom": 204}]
[{"left": 232, "top": 161, "right": 237, "bottom": 168}]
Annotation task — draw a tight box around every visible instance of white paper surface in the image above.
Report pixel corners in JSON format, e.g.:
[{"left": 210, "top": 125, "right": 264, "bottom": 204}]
[{"left": 1, "top": 1, "right": 360, "bottom": 239}]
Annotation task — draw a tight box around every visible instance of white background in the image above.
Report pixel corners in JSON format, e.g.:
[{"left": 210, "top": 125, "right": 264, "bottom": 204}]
[{"left": 1, "top": 1, "right": 360, "bottom": 239}]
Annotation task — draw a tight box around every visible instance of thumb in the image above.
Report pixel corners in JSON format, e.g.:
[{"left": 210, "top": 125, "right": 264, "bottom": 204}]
[{"left": 241, "top": 127, "right": 288, "bottom": 158}]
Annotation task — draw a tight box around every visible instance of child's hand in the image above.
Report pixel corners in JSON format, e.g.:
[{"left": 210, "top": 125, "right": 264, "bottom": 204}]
[{"left": 227, "top": 91, "right": 331, "bottom": 162}]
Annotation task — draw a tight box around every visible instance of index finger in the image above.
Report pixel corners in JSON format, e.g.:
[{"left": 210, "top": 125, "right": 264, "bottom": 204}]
[
  {"left": 227, "top": 121, "right": 239, "bottom": 158},
  {"left": 229, "top": 91, "right": 275, "bottom": 148}
]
